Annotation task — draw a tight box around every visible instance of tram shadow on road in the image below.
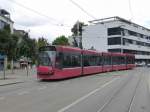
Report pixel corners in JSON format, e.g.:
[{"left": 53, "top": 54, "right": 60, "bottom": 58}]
[{"left": 37, "top": 69, "right": 131, "bottom": 83}]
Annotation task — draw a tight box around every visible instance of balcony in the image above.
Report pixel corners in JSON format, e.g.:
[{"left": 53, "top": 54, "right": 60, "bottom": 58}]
[
  {"left": 108, "top": 44, "right": 150, "bottom": 52},
  {"left": 135, "top": 54, "right": 150, "bottom": 59}
]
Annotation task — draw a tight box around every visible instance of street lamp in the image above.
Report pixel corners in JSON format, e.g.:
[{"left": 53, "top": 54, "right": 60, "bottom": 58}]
[{"left": 77, "top": 21, "right": 83, "bottom": 49}]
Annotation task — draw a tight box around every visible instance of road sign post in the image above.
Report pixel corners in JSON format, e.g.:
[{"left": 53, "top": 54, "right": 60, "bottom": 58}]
[
  {"left": 27, "top": 63, "right": 29, "bottom": 77},
  {"left": 3, "top": 57, "right": 6, "bottom": 80},
  {"left": 11, "top": 59, "right": 14, "bottom": 74}
]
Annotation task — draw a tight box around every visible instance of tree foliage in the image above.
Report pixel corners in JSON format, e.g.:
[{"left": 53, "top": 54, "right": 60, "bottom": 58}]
[
  {"left": 0, "top": 26, "right": 38, "bottom": 63},
  {"left": 71, "top": 21, "right": 85, "bottom": 36},
  {"left": 37, "top": 37, "right": 49, "bottom": 48},
  {"left": 16, "top": 33, "right": 38, "bottom": 63},
  {"left": 0, "top": 26, "right": 18, "bottom": 60},
  {"left": 52, "top": 35, "right": 69, "bottom": 46}
]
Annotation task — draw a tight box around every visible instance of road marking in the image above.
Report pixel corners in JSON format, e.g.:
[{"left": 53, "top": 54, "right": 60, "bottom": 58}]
[
  {"left": 58, "top": 78, "right": 119, "bottom": 112},
  {"left": 37, "top": 86, "right": 47, "bottom": 90},
  {"left": 18, "top": 91, "right": 29, "bottom": 95},
  {"left": 0, "top": 96, "right": 5, "bottom": 100}
]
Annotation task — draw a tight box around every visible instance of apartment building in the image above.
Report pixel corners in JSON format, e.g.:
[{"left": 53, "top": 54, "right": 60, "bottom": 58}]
[
  {"left": 82, "top": 16, "right": 150, "bottom": 64},
  {"left": 0, "top": 9, "right": 13, "bottom": 33}
]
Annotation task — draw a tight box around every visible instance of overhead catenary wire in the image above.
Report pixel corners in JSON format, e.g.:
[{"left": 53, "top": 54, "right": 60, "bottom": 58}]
[
  {"left": 128, "top": 0, "right": 133, "bottom": 21},
  {"left": 6, "top": 0, "right": 71, "bottom": 27},
  {"left": 69, "top": 0, "right": 97, "bottom": 20}
]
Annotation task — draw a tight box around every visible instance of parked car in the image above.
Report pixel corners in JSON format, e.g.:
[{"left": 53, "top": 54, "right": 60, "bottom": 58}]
[{"left": 136, "top": 62, "right": 145, "bottom": 67}]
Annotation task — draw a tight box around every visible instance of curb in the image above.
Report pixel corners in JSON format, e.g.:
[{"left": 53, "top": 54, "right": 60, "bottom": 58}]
[{"left": 0, "top": 81, "right": 24, "bottom": 86}]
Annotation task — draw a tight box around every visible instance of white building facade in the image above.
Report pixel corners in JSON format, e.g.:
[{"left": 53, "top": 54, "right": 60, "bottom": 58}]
[
  {"left": 82, "top": 16, "right": 150, "bottom": 64},
  {"left": 0, "top": 9, "right": 14, "bottom": 33}
]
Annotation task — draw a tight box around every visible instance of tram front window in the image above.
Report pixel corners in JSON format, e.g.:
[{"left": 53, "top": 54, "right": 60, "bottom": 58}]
[{"left": 38, "top": 52, "right": 52, "bottom": 66}]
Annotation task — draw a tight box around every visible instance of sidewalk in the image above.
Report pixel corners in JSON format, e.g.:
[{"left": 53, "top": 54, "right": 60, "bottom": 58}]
[{"left": 0, "top": 68, "right": 37, "bottom": 86}]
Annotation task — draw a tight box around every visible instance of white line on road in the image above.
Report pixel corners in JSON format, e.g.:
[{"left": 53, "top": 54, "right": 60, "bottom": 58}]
[
  {"left": 18, "top": 91, "right": 29, "bottom": 95},
  {"left": 58, "top": 78, "right": 120, "bottom": 112},
  {"left": 37, "top": 86, "right": 47, "bottom": 90}
]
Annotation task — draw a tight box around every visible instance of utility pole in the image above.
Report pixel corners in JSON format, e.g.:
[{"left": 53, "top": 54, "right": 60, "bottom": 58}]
[
  {"left": 3, "top": 57, "right": 6, "bottom": 80},
  {"left": 26, "top": 62, "right": 29, "bottom": 77},
  {"left": 11, "top": 59, "right": 14, "bottom": 74},
  {"left": 77, "top": 21, "right": 84, "bottom": 75},
  {"left": 77, "top": 21, "right": 83, "bottom": 49}
]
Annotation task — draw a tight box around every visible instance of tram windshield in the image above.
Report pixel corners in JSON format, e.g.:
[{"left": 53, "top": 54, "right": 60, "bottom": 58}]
[
  {"left": 38, "top": 46, "right": 57, "bottom": 66},
  {"left": 38, "top": 52, "right": 52, "bottom": 66}
]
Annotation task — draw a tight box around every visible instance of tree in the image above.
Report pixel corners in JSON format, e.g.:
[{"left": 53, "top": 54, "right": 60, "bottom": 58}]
[
  {"left": 52, "top": 35, "right": 69, "bottom": 46},
  {"left": 71, "top": 21, "right": 87, "bottom": 48},
  {"left": 0, "top": 26, "right": 38, "bottom": 64},
  {"left": 71, "top": 21, "right": 85, "bottom": 36},
  {"left": 0, "top": 26, "right": 18, "bottom": 60},
  {"left": 17, "top": 33, "right": 38, "bottom": 63},
  {"left": 37, "top": 37, "right": 49, "bottom": 48}
]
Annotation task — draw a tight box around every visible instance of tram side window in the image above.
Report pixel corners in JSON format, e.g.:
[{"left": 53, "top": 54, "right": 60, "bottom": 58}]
[
  {"left": 103, "top": 56, "right": 107, "bottom": 65},
  {"left": 127, "top": 57, "right": 130, "bottom": 64},
  {"left": 132, "top": 57, "right": 135, "bottom": 64},
  {"left": 72, "top": 55, "right": 81, "bottom": 67},
  {"left": 103, "top": 56, "right": 111, "bottom": 65},
  {"left": 127, "top": 57, "right": 134, "bottom": 64},
  {"left": 89, "top": 55, "right": 99, "bottom": 66},
  {"left": 99, "top": 56, "right": 103, "bottom": 66},
  {"left": 63, "top": 53, "right": 81, "bottom": 68},
  {"left": 112, "top": 56, "right": 119, "bottom": 65},
  {"left": 56, "top": 52, "right": 63, "bottom": 68},
  {"left": 118, "top": 57, "right": 122, "bottom": 65},
  {"left": 120, "top": 56, "right": 125, "bottom": 64},
  {"left": 83, "top": 55, "right": 90, "bottom": 66},
  {"left": 83, "top": 55, "right": 100, "bottom": 66}
]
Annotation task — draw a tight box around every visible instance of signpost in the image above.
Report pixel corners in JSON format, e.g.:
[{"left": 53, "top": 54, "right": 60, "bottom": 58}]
[
  {"left": 0, "top": 54, "right": 6, "bottom": 79},
  {"left": 3, "top": 57, "right": 6, "bottom": 80}
]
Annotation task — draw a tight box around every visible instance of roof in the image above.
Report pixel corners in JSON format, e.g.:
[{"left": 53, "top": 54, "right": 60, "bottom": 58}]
[
  {"left": 40, "top": 45, "right": 82, "bottom": 53},
  {"left": 83, "top": 49, "right": 100, "bottom": 55},
  {"left": 0, "top": 9, "right": 14, "bottom": 23},
  {"left": 102, "top": 52, "right": 112, "bottom": 56},
  {"left": 56, "top": 45, "right": 82, "bottom": 53},
  {"left": 0, "top": 9, "right": 10, "bottom": 15},
  {"left": 111, "top": 52, "right": 126, "bottom": 56},
  {"left": 89, "top": 16, "right": 150, "bottom": 32}
]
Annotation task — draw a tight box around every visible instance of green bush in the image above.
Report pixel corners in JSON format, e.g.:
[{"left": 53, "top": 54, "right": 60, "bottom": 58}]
[{"left": 7, "top": 64, "right": 11, "bottom": 69}]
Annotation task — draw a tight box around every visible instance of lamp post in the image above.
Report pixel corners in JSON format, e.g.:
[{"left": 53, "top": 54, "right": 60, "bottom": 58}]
[
  {"left": 3, "top": 56, "right": 7, "bottom": 80},
  {"left": 77, "top": 21, "right": 84, "bottom": 75},
  {"left": 77, "top": 21, "right": 83, "bottom": 49}
]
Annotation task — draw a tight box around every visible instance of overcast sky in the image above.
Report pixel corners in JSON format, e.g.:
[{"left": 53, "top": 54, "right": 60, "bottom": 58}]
[{"left": 1, "top": 0, "right": 150, "bottom": 42}]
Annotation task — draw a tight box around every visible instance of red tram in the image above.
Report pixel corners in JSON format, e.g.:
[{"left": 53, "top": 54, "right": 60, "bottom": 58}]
[{"left": 37, "top": 45, "right": 135, "bottom": 80}]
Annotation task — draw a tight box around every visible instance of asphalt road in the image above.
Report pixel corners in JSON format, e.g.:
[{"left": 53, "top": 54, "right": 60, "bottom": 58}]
[{"left": 0, "top": 67, "right": 150, "bottom": 112}]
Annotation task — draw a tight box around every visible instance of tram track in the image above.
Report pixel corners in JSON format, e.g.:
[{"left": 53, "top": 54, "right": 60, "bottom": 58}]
[
  {"left": 96, "top": 69, "right": 143, "bottom": 112},
  {"left": 127, "top": 74, "right": 142, "bottom": 112}
]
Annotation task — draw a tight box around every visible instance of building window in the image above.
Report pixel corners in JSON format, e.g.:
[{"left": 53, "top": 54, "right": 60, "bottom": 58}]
[
  {"left": 0, "top": 20, "right": 5, "bottom": 29},
  {"left": 123, "top": 38, "right": 133, "bottom": 45},
  {"left": 108, "top": 49, "right": 121, "bottom": 53},
  {"left": 108, "top": 27, "right": 122, "bottom": 35},
  {"left": 108, "top": 37, "right": 121, "bottom": 45},
  {"left": 128, "top": 30, "right": 137, "bottom": 36}
]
